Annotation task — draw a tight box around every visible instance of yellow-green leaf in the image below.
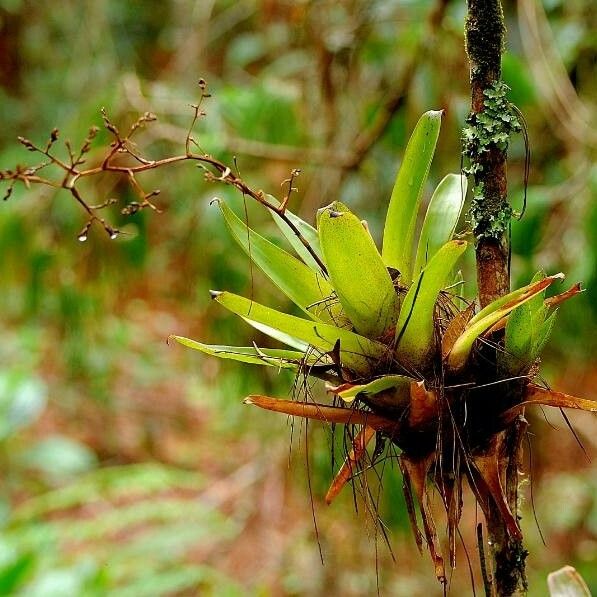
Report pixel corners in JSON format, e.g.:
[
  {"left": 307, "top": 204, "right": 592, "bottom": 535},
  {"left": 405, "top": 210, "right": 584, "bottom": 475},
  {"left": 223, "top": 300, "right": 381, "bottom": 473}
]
[
  {"left": 319, "top": 202, "right": 400, "bottom": 338},
  {"left": 446, "top": 273, "right": 564, "bottom": 373},
  {"left": 414, "top": 174, "right": 467, "bottom": 276},
  {"left": 382, "top": 110, "right": 443, "bottom": 283},
  {"left": 218, "top": 200, "right": 338, "bottom": 322},
  {"left": 330, "top": 374, "right": 412, "bottom": 404},
  {"left": 266, "top": 194, "right": 323, "bottom": 272},
  {"left": 170, "top": 336, "right": 321, "bottom": 368},
  {"left": 211, "top": 291, "right": 388, "bottom": 375},
  {"left": 395, "top": 240, "right": 467, "bottom": 369}
]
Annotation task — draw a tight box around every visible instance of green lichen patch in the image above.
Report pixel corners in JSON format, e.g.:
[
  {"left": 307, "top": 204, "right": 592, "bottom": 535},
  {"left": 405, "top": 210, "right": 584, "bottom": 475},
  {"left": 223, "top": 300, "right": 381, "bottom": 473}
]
[
  {"left": 469, "top": 183, "right": 513, "bottom": 239},
  {"left": 462, "top": 81, "right": 521, "bottom": 174},
  {"left": 462, "top": 81, "right": 521, "bottom": 239}
]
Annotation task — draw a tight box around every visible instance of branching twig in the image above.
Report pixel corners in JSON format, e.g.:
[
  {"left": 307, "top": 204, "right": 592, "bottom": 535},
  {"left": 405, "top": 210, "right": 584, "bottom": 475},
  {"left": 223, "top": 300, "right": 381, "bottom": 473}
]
[{"left": 0, "top": 80, "right": 328, "bottom": 274}]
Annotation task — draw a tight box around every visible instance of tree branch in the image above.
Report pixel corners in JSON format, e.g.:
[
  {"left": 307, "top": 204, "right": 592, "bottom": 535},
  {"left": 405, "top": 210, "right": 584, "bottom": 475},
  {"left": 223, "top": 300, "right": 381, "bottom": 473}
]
[{"left": 465, "top": 1, "right": 528, "bottom": 594}]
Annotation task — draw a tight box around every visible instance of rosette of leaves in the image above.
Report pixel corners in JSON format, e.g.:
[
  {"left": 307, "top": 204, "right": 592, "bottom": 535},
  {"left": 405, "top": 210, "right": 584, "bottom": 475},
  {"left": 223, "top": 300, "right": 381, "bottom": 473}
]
[{"left": 172, "top": 111, "right": 591, "bottom": 584}]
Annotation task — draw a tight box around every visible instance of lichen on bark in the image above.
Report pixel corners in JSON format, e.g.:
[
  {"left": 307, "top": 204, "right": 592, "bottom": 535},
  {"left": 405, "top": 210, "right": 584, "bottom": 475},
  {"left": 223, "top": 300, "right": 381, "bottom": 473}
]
[
  {"left": 464, "top": 0, "right": 513, "bottom": 307},
  {"left": 463, "top": 81, "right": 521, "bottom": 240},
  {"left": 464, "top": 0, "right": 529, "bottom": 594}
]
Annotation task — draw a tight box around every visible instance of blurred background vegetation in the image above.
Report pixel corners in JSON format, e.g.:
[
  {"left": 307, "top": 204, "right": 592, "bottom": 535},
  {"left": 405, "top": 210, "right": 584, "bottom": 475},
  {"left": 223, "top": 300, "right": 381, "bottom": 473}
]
[{"left": 0, "top": 0, "right": 595, "bottom": 595}]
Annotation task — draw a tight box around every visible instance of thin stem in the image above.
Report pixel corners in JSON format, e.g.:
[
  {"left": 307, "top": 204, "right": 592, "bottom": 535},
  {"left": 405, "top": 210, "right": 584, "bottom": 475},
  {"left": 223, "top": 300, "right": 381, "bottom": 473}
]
[{"left": 1, "top": 97, "right": 328, "bottom": 274}]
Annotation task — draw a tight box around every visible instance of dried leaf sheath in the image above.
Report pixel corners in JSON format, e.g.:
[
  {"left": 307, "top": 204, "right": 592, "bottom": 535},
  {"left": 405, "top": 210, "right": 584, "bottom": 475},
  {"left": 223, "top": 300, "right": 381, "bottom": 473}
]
[
  {"left": 325, "top": 426, "right": 376, "bottom": 505},
  {"left": 244, "top": 396, "right": 399, "bottom": 434}
]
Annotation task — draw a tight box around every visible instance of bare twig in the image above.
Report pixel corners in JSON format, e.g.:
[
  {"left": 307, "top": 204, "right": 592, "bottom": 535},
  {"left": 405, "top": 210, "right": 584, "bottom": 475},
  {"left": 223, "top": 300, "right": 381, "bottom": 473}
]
[{"left": 0, "top": 81, "right": 328, "bottom": 273}]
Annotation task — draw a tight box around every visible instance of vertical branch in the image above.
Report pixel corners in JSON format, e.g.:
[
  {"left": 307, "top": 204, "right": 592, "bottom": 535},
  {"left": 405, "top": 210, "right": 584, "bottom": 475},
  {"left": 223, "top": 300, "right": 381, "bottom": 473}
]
[
  {"left": 465, "top": 1, "right": 528, "bottom": 595},
  {"left": 465, "top": 0, "right": 510, "bottom": 308}
]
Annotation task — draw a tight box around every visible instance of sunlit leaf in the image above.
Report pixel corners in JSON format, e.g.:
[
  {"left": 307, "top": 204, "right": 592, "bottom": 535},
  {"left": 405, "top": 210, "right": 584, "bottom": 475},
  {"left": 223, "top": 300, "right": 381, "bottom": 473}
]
[
  {"left": 414, "top": 174, "right": 467, "bottom": 276},
  {"left": 211, "top": 291, "right": 388, "bottom": 374},
  {"left": 382, "top": 110, "right": 443, "bottom": 282},
  {"left": 218, "top": 200, "right": 337, "bottom": 322},
  {"left": 319, "top": 202, "right": 399, "bottom": 338},
  {"left": 395, "top": 240, "right": 467, "bottom": 368}
]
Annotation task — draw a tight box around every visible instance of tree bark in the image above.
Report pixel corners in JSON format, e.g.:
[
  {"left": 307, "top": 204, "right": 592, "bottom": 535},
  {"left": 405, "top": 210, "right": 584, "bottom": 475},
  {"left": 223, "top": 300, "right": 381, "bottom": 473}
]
[
  {"left": 465, "top": 0, "right": 510, "bottom": 308},
  {"left": 465, "top": 1, "right": 528, "bottom": 595}
]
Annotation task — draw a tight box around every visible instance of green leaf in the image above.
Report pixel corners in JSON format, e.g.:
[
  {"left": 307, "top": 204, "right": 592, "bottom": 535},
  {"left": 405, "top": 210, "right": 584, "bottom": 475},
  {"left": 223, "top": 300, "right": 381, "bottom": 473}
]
[
  {"left": 413, "top": 174, "right": 467, "bottom": 276},
  {"left": 332, "top": 374, "right": 412, "bottom": 404},
  {"left": 319, "top": 202, "right": 399, "bottom": 338},
  {"left": 211, "top": 291, "right": 388, "bottom": 374},
  {"left": 395, "top": 240, "right": 467, "bottom": 368},
  {"left": 266, "top": 194, "right": 324, "bottom": 272},
  {"left": 218, "top": 200, "right": 338, "bottom": 322},
  {"left": 446, "top": 273, "right": 564, "bottom": 373},
  {"left": 503, "top": 302, "right": 534, "bottom": 373},
  {"left": 503, "top": 272, "right": 548, "bottom": 373},
  {"left": 382, "top": 110, "right": 443, "bottom": 282},
  {"left": 171, "top": 336, "right": 323, "bottom": 369},
  {"left": 534, "top": 309, "right": 557, "bottom": 358}
]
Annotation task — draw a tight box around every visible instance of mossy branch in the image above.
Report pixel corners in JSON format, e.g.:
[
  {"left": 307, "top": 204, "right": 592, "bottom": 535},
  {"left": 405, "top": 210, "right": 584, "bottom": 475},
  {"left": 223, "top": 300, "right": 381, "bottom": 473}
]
[
  {"left": 465, "top": 1, "right": 529, "bottom": 595},
  {"left": 465, "top": 0, "right": 512, "bottom": 309}
]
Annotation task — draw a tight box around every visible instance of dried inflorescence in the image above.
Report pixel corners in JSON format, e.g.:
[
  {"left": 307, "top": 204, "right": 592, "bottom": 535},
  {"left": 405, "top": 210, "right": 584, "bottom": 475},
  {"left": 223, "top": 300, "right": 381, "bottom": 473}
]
[{"left": 0, "top": 81, "right": 321, "bottom": 271}]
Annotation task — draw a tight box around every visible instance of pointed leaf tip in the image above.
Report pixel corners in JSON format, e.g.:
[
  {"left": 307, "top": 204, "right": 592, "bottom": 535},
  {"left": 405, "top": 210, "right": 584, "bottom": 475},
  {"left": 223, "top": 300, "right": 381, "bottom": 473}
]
[{"left": 209, "top": 290, "right": 222, "bottom": 299}]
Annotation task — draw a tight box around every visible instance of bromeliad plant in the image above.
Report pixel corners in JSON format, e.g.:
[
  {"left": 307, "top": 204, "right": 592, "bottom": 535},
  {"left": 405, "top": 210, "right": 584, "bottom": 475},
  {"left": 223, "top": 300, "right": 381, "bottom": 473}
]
[
  {"left": 2, "top": 80, "right": 594, "bottom": 591},
  {"left": 171, "top": 111, "right": 592, "bottom": 585}
]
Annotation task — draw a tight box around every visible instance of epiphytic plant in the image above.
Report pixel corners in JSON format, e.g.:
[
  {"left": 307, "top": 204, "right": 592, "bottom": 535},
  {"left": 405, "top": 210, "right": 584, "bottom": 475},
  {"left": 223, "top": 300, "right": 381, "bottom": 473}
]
[
  {"left": 3, "top": 17, "right": 596, "bottom": 588},
  {"left": 2, "top": 95, "right": 594, "bottom": 593},
  {"left": 168, "top": 108, "right": 592, "bottom": 591}
]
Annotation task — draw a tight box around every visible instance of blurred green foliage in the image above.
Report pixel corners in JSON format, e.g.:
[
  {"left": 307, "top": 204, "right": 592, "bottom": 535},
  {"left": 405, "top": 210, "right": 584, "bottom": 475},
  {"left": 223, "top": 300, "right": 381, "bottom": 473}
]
[{"left": 0, "top": 0, "right": 595, "bottom": 594}]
